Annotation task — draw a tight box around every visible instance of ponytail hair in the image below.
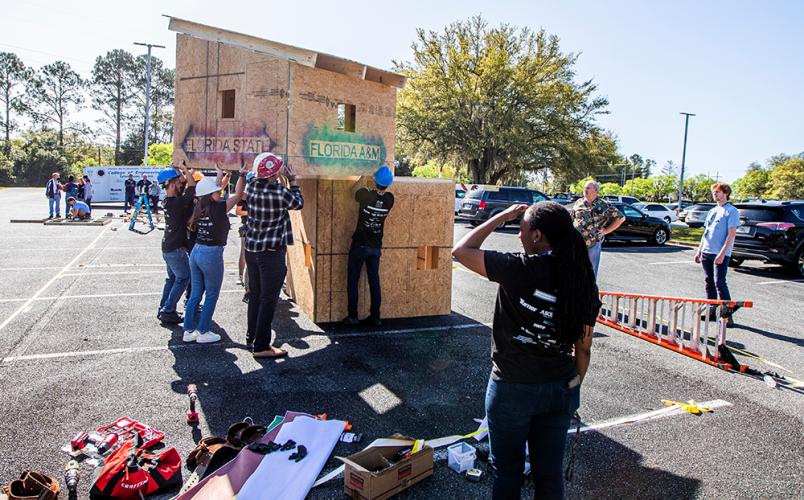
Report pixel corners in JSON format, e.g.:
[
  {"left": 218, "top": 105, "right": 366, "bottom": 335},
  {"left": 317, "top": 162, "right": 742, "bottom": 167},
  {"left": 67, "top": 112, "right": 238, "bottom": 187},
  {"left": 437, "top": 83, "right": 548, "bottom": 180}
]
[
  {"left": 526, "top": 201, "right": 597, "bottom": 345},
  {"left": 188, "top": 194, "right": 213, "bottom": 232}
]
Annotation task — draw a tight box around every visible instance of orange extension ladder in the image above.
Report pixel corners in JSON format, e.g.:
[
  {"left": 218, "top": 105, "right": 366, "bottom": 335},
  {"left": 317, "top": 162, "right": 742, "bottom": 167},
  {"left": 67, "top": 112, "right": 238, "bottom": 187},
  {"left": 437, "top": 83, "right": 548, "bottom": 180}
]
[{"left": 596, "top": 291, "right": 753, "bottom": 371}]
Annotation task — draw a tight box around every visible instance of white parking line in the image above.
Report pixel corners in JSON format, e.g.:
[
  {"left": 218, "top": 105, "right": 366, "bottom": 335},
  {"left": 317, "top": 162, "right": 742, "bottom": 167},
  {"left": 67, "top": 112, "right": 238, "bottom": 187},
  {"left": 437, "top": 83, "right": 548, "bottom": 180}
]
[
  {"left": 0, "top": 289, "right": 244, "bottom": 304},
  {"left": 755, "top": 278, "right": 804, "bottom": 286},
  {"left": 1, "top": 322, "right": 491, "bottom": 363},
  {"left": 0, "top": 224, "right": 112, "bottom": 332},
  {"left": 59, "top": 271, "right": 166, "bottom": 277},
  {"left": 648, "top": 260, "right": 696, "bottom": 265}
]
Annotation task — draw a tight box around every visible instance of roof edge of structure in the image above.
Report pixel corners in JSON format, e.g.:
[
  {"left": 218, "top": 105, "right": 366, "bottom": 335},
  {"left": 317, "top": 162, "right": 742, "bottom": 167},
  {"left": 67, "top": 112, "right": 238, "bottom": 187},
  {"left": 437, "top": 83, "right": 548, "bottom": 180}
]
[{"left": 165, "top": 15, "right": 406, "bottom": 89}]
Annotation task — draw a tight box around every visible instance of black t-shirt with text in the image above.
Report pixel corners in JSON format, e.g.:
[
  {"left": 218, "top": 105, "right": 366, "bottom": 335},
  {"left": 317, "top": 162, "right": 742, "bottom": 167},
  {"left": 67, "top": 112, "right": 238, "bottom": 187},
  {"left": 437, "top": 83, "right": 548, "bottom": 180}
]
[
  {"left": 352, "top": 188, "right": 395, "bottom": 248},
  {"left": 484, "top": 251, "right": 600, "bottom": 384},
  {"left": 195, "top": 201, "right": 230, "bottom": 247},
  {"left": 161, "top": 187, "right": 195, "bottom": 252},
  {"left": 125, "top": 178, "right": 137, "bottom": 194}
]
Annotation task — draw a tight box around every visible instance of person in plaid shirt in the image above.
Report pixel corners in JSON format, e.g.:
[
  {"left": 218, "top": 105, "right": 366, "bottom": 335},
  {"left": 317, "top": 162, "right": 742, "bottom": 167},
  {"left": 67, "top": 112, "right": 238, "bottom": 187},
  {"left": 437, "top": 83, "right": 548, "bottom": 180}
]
[
  {"left": 244, "top": 152, "right": 304, "bottom": 358},
  {"left": 571, "top": 181, "right": 625, "bottom": 276}
]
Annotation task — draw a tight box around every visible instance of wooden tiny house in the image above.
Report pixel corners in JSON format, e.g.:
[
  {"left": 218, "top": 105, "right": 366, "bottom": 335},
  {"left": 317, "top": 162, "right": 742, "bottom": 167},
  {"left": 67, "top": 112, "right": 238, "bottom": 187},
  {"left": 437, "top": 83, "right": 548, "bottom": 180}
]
[{"left": 168, "top": 17, "right": 452, "bottom": 322}]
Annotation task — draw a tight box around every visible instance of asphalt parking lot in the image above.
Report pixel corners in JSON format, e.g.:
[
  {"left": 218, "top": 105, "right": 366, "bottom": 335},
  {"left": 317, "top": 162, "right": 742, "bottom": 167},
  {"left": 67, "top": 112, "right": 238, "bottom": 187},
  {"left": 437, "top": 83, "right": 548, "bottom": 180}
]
[{"left": 0, "top": 188, "right": 801, "bottom": 499}]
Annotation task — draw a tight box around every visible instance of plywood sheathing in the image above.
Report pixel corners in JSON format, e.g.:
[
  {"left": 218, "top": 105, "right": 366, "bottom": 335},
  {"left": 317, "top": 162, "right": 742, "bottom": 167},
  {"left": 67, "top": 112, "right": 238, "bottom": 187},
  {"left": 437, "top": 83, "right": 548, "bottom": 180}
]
[{"left": 286, "top": 177, "right": 454, "bottom": 323}]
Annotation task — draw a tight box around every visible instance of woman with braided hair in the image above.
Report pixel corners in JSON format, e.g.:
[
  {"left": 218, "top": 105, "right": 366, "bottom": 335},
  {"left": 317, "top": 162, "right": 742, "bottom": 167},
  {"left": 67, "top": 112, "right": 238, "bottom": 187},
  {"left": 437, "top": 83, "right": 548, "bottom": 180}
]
[{"left": 452, "top": 201, "right": 601, "bottom": 499}]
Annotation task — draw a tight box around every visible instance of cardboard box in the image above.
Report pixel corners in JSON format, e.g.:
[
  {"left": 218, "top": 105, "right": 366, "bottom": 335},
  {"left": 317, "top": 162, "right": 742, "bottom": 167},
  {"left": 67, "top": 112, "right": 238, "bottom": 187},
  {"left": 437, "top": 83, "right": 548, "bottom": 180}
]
[{"left": 339, "top": 436, "right": 433, "bottom": 500}]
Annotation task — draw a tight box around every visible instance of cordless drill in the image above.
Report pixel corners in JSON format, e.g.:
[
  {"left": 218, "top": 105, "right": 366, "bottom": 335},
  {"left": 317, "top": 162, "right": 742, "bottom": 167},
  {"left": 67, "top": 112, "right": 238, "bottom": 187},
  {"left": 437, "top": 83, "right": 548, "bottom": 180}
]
[
  {"left": 64, "top": 460, "right": 80, "bottom": 500},
  {"left": 187, "top": 384, "right": 200, "bottom": 424}
]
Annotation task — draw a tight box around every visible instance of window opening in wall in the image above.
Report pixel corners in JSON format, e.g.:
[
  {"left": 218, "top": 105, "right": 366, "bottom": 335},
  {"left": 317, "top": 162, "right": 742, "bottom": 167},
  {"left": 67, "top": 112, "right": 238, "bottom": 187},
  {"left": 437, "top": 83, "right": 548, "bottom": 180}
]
[
  {"left": 416, "top": 246, "right": 439, "bottom": 270},
  {"left": 221, "top": 89, "right": 236, "bottom": 119},
  {"left": 337, "top": 103, "right": 356, "bottom": 132}
]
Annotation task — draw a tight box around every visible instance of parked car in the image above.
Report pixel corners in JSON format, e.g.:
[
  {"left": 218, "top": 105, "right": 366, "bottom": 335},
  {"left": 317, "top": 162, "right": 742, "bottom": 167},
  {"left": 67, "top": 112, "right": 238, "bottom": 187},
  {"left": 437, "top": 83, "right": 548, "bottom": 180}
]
[
  {"left": 459, "top": 186, "right": 550, "bottom": 229},
  {"left": 731, "top": 201, "right": 804, "bottom": 277},
  {"left": 602, "top": 195, "right": 642, "bottom": 206},
  {"left": 455, "top": 185, "right": 466, "bottom": 215},
  {"left": 633, "top": 203, "right": 678, "bottom": 223},
  {"left": 681, "top": 203, "right": 715, "bottom": 227},
  {"left": 666, "top": 202, "right": 694, "bottom": 212},
  {"left": 606, "top": 202, "right": 671, "bottom": 245},
  {"left": 551, "top": 193, "right": 581, "bottom": 205}
]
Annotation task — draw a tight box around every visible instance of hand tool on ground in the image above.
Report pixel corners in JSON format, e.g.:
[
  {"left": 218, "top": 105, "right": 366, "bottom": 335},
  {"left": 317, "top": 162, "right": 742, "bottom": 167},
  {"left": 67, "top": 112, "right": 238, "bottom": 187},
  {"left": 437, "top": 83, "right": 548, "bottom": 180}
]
[
  {"left": 187, "top": 384, "right": 200, "bottom": 424},
  {"left": 64, "top": 460, "right": 80, "bottom": 500}
]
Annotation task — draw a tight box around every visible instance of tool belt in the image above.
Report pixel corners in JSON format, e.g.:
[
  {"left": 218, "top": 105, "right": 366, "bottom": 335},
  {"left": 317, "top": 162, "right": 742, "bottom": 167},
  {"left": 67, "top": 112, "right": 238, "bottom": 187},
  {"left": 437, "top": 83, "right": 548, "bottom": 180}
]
[
  {"left": 180, "top": 420, "right": 266, "bottom": 495},
  {"left": 1, "top": 470, "right": 60, "bottom": 500}
]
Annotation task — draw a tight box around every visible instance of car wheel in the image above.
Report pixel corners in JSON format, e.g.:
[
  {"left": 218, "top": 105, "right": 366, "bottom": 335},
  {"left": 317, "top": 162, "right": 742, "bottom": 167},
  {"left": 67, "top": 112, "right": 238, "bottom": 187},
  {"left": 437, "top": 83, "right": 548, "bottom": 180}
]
[
  {"left": 653, "top": 228, "right": 668, "bottom": 245},
  {"left": 728, "top": 257, "right": 744, "bottom": 268},
  {"left": 664, "top": 216, "right": 672, "bottom": 223},
  {"left": 469, "top": 220, "right": 480, "bottom": 227},
  {"left": 789, "top": 248, "right": 804, "bottom": 278}
]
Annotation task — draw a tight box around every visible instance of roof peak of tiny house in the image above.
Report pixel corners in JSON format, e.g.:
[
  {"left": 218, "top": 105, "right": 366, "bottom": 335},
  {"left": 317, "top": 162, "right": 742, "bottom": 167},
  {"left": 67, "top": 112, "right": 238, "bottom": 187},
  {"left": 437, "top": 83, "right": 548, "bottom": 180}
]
[{"left": 165, "top": 15, "right": 406, "bottom": 89}]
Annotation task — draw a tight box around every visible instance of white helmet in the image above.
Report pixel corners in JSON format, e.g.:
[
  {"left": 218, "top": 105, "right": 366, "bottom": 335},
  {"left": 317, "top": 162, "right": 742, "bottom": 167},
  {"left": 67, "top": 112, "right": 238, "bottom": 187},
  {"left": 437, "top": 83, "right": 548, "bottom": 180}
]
[{"left": 195, "top": 177, "right": 220, "bottom": 197}]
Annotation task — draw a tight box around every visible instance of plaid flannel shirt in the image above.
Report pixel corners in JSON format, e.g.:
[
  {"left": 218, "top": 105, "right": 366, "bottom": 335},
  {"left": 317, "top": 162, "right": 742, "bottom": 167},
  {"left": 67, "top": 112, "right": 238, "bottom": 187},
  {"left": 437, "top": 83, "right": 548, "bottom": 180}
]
[{"left": 244, "top": 178, "right": 304, "bottom": 252}]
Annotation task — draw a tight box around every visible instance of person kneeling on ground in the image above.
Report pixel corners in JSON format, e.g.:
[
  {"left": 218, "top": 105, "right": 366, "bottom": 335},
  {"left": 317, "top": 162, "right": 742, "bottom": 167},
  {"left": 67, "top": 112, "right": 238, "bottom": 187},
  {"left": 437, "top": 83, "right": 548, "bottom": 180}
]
[
  {"left": 452, "top": 201, "right": 600, "bottom": 500},
  {"left": 66, "top": 197, "right": 91, "bottom": 220},
  {"left": 342, "top": 165, "right": 395, "bottom": 327},
  {"left": 183, "top": 166, "right": 247, "bottom": 344},
  {"left": 156, "top": 162, "right": 197, "bottom": 324},
  {"left": 244, "top": 152, "right": 303, "bottom": 358}
]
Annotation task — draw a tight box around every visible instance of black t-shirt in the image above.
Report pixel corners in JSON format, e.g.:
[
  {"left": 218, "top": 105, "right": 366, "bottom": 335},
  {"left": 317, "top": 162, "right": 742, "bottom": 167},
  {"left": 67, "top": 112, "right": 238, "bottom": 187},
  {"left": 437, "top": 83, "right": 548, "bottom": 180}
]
[
  {"left": 352, "top": 188, "right": 395, "bottom": 248},
  {"left": 161, "top": 187, "right": 195, "bottom": 252},
  {"left": 195, "top": 201, "right": 230, "bottom": 247},
  {"left": 484, "top": 251, "right": 599, "bottom": 384},
  {"left": 136, "top": 179, "right": 152, "bottom": 195},
  {"left": 125, "top": 178, "right": 136, "bottom": 194}
]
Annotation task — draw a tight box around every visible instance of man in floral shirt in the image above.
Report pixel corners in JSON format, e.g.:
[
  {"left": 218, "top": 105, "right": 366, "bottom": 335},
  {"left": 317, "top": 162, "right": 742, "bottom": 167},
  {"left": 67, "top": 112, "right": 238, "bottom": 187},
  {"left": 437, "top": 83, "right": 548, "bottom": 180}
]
[{"left": 571, "top": 180, "right": 625, "bottom": 276}]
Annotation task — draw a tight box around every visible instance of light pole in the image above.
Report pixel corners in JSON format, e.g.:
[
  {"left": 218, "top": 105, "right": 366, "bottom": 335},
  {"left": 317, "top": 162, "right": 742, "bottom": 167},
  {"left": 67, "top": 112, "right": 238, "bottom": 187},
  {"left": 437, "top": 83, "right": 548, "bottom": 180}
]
[
  {"left": 677, "top": 112, "right": 695, "bottom": 203},
  {"left": 134, "top": 42, "right": 165, "bottom": 166}
]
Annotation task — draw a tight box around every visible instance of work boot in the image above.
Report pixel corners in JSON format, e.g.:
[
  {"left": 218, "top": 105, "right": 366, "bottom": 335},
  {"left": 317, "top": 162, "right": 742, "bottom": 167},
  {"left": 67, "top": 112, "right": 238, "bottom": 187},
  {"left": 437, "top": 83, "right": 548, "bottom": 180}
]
[
  {"left": 342, "top": 316, "right": 359, "bottom": 327},
  {"left": 158, "top": 311, "right": 183, "bottom": 324}
]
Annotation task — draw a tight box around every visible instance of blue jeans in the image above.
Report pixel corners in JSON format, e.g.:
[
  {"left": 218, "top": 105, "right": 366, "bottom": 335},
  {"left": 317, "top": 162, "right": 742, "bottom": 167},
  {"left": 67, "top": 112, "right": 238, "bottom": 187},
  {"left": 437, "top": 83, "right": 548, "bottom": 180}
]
[
  {"left": 486, "top": 377, "right": 580, "bottom": 500},
  {"left": 701, "top": 253, "right": 731, "bottom": 301},
  {"left": 245, "top": 247, "right": 287, "bottom": 351},
  {"left": 184, "top": 245, "right": 225, "bottom": 333},
  {"left": 48, "top": 196, "right": 61, "bottom": 217},
  {"left": 159, "top": 248, "right": 190, "bottom": 314},
  {"left": 587, "top": 241, "right": 602, "bottom": 277},
  {"left": 347, "top": 242, "right": 382, "bottom": 320}
]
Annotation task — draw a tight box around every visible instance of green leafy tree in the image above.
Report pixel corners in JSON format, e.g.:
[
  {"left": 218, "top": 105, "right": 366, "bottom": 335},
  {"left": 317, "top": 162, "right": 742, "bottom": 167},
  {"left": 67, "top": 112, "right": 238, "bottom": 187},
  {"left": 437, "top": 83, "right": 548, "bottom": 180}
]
[
  {"left": 26, "top": 61, "right": 84, "bottom": 147},
  {"left": 768, "top": 159, "right": 804, "bottom": 200},
  {"left": 661, "top": 160, "right": 677, "bottom": 177},
  {"left": 396, "top": 15, "right": 609, "bottom": 184},
  {"left": 146, "top": 143, "right": 173, "bottom": 166},
  {"left": 130, "top": 55, "right": 175, "bottom": 144},
  {"left": 683, "top": 174, "right": 716, "bottom": 202},
  {"left": 92, "top": 49, "right": 136, "bottom": 164},
  {"left": 0, "top": 52, "right": 32, "bottom": 148},
  {"left": 598, "top": 182, "right": 622, "bottom": 196},
  {"left": 646, "top": 175, "right": 677, "bottom": 202},
  {"left": 731, "top": 164, "right": 771, "bottom": 199}
]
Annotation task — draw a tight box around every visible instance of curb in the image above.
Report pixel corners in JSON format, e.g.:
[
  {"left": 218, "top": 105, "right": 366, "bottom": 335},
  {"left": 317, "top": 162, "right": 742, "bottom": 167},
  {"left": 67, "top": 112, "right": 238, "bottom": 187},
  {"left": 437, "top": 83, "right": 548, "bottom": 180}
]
[{"left": 668, "top": 240, "right": 698, "bottom": 248}]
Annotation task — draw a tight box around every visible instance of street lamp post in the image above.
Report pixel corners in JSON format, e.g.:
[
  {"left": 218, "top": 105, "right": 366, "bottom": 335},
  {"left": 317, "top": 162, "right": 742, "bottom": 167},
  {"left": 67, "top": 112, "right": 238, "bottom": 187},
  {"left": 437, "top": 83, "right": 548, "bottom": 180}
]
[
  {"left": 134, "top": 42, "right": 165, "bottom": 166},
  {"left": 677, "top": 112, "right": 695, "bottom": 204}
]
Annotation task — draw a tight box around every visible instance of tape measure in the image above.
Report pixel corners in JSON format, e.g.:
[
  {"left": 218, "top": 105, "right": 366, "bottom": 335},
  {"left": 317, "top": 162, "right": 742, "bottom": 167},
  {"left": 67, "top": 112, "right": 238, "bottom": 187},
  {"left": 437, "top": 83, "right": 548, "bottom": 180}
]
[{"left": 466, "top": 469, "right": 483, "bottom": 482}]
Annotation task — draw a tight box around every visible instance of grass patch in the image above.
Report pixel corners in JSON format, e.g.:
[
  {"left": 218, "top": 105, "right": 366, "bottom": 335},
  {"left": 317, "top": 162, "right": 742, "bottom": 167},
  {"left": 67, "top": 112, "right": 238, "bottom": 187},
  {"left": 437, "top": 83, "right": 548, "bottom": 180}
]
[{"left": 670, "top": 227, "right": 703, "bottom": 244}]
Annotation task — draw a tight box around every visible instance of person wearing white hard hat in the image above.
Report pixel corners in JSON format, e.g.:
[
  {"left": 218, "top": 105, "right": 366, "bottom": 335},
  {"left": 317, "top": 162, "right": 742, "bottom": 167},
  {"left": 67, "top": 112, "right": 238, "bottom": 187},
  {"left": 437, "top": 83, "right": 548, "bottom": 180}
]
[
  {"left": 243, "top": 152, "right": 303, "bottom": 358},
  {"left": 182, "top": 165, "right": 248, "bottom": 344}
]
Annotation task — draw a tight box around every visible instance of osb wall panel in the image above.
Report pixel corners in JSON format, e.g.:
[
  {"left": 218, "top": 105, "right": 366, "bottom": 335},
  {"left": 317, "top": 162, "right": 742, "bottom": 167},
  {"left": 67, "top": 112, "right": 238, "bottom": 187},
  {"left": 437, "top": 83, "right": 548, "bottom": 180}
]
[
  {"left": 287, "top": 63, "right": 396, "bottom": 177},
  {"left": 173, "top": 34, "right": 288, "bottom": 170}
]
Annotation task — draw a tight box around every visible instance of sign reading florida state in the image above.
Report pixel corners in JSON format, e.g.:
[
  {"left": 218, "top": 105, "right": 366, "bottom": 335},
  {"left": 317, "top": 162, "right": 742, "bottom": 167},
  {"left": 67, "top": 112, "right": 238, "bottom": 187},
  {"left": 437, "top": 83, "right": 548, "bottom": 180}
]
[{"left": 178, "top": 126, "right": 275, "bottom": 169}]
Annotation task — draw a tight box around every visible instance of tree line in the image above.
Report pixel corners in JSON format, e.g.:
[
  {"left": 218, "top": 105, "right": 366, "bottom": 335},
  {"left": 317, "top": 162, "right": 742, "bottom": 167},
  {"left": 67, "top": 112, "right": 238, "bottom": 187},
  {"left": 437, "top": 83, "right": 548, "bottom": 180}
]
[{"left": 0, "top": 49, "right": 174, "bottom": 184}]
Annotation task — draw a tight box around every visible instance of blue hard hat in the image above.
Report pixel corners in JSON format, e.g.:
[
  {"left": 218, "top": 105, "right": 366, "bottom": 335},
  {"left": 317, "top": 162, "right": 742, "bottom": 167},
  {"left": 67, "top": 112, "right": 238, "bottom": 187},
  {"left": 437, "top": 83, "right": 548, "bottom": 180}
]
[
  {"left": 157, "top": 168, "right": 181, "bottom": 185},
  {"left": 374, "top": 165, "right": 393, "bottom": 188}
]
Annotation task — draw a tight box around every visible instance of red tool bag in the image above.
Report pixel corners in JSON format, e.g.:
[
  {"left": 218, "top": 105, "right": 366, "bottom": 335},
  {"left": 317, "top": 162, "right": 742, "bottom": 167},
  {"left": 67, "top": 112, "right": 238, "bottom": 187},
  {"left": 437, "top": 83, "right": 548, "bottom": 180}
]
[{"left": 90, "top": 439, "right": 182, "bottom": 498}]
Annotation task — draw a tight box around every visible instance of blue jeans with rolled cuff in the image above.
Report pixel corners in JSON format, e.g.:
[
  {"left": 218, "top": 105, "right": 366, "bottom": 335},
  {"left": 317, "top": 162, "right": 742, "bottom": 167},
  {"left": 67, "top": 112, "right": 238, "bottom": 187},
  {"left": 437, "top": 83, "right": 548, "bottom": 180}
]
[{"left": 183, "top": 245, "right": 224, "bottom": 333}]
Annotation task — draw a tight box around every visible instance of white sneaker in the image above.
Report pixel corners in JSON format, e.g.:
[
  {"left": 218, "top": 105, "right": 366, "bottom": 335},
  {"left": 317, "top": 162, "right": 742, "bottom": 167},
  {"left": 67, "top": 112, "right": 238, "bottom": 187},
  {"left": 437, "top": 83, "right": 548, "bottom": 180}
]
[
  {"left": 182, "top": 330, "right": 198, "bottom": 343},
  {"left": 195, "top": 331, "right": 221, "bottom": 344}
]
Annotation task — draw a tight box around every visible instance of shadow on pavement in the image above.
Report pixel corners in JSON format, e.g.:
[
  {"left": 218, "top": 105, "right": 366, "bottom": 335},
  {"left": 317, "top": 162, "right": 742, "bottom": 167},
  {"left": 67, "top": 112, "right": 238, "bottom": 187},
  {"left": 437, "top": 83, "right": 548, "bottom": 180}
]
[{"left": 601, "top": 241, "right": 687, "bottom": 254}]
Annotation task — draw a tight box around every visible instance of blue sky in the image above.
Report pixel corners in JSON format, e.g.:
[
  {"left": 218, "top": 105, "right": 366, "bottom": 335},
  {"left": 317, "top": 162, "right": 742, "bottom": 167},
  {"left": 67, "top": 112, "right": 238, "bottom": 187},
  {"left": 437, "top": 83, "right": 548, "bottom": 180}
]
[{"left": 2, "top": 0, "right": 802, "bottom": 181}]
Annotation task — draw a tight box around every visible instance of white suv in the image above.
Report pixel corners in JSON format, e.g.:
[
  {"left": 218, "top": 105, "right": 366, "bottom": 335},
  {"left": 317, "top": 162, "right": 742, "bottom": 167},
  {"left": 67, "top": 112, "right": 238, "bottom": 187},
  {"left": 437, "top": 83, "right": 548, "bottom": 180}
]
[{"left": 602, "top": 195, "right": 642, "bottom": 206}]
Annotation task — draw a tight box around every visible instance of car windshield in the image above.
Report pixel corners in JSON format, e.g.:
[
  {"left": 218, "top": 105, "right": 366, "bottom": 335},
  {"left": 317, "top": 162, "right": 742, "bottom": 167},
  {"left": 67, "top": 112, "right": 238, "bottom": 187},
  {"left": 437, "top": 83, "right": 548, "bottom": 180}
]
[
  {"left": 633, "top": 203, "right": 646, "bottom": 210},
  {"left": 465, "top": 189, "right": 484, "bottom": 199},
  {"left": 621, "top": 205, "right": 643, "bottom": 218}
]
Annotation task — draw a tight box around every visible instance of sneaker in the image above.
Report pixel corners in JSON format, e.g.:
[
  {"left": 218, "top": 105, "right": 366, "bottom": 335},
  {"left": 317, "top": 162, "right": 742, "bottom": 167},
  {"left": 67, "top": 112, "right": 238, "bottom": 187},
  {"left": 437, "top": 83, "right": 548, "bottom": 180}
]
[
  {"left": 182, "top": 330, "right": 198, "bottom": 342},
  {"left": 196, "top": 331, "right": 221, "bottom": 344},
  {"left": 158, "top": 311, "right": 183, "bottom": 324}
]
